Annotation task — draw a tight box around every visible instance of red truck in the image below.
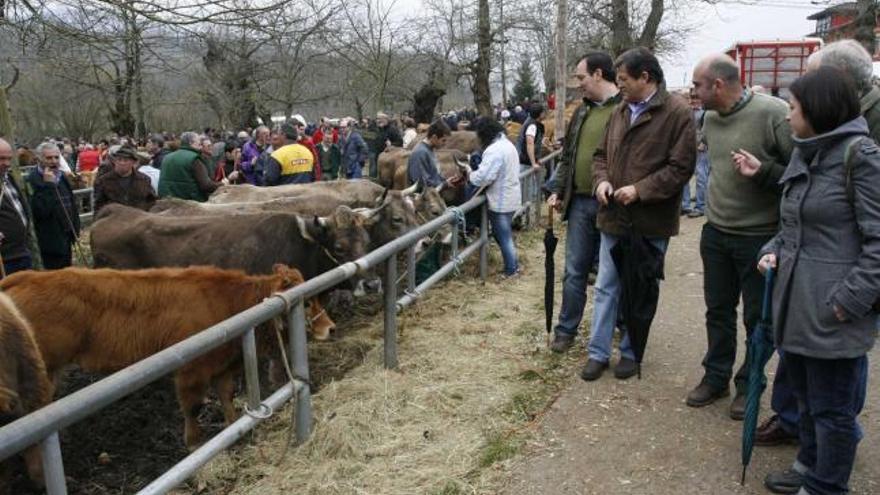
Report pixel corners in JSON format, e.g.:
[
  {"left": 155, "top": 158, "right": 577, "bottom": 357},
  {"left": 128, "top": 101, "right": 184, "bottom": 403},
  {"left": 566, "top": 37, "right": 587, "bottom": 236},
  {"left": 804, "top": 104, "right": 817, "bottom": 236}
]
[{"left": 725, "top": 39, "right": 823, "bottom": 98}]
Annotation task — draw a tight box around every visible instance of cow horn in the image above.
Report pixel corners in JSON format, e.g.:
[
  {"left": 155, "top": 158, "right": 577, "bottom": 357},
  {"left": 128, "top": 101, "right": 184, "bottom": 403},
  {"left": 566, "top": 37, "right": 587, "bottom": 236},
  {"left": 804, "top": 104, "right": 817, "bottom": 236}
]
[
  {"left": 435, "top": 182, "right": 446, "bottom": 193},
  {"left": 401, "top": 182, "right": 419, "bottom": 196},
  {"left": 313, "top": 215, "right": 328, "bottom": 228},
  {"left": 375, "top": 188, "right": 390, "bottom": 205},
  {"left": 354, "top": 207, "right": 382, "bottom": 219},
  {"left": 455, "top": 159, "right": 470, "bottom": 171}
]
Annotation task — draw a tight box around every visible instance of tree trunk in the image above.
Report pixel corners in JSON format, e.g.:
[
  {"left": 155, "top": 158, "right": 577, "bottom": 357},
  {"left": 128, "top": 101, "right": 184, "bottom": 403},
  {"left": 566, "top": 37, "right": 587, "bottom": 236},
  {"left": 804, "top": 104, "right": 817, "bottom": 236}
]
[
  {"left": 610, "top": 0, "right": 632, "bottom": 57},
  {"left": 554, "top": 0, "right": 567, "bottom": 146},
  {"left": 412, "top": 82, "right": 446, "bottom": 124},
  {"left": 855, "top": 0, "right": 877, "bottom": 57},
  {"left": 637, "top": 0, "right": 665, "bottom": 51},
  {"left": 473, "top": 0, "right": 493, "bottom": 117}
]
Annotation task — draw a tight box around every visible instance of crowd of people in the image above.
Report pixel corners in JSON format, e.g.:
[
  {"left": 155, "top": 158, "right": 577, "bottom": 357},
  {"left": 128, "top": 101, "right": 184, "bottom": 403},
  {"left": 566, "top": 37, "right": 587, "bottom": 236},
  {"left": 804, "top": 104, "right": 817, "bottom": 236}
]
[{"left": 0, "top": 37, "right": 877, "bottom": 495}]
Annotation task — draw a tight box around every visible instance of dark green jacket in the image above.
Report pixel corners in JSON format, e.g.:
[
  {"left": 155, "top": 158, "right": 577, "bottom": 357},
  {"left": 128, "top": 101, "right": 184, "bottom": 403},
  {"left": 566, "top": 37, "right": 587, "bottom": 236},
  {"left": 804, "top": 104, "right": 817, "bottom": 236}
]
[
  {"left": 553, "top": 94, "right": 622, "bottom": 220},
  {"left": 317, "top": 143, "right": 342, "bottom": 180},
  {"left": 861, "top": 86, "right": 880, "bottom": 143},
  {"left": 158, "top": 146, "right": 208, "bottom": 202}
]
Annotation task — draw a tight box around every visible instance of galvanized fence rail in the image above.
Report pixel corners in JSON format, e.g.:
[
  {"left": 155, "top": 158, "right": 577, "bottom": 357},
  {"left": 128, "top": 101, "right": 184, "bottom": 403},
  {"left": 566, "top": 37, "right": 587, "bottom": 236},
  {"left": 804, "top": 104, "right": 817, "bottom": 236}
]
[{"left": 0, "top": 149, "right": 559, "bottom": 495}]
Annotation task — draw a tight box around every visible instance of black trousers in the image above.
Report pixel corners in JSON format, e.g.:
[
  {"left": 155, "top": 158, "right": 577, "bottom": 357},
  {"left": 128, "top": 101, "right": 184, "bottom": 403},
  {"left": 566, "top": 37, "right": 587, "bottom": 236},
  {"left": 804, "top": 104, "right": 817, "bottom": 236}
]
[{"left": 699, "top": 223, "right": 773, "bottom": 394}]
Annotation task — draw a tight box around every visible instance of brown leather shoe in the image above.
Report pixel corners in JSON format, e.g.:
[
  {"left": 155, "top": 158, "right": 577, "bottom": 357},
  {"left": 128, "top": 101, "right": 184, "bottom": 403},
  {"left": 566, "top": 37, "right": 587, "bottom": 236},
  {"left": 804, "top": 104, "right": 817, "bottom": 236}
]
[{"left": 756, "top": 415, "right": 799, "bottom": 446}]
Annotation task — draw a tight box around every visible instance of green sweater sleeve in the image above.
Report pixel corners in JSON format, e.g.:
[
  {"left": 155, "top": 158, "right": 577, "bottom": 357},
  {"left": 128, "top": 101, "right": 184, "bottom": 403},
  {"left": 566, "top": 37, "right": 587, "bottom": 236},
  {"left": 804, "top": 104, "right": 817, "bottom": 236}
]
[{"left": 753, "top": 114, "right": 793, "bottom": 190}]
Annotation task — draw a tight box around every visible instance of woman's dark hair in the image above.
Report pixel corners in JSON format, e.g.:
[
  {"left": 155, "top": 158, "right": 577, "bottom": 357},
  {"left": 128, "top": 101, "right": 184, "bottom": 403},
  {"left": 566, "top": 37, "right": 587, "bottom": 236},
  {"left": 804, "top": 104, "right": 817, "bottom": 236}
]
[
  {"left": 789, "top": 65, "right": 860, "bottom": 135},
  {"left": 581, "top": 51, "right": 616, "bottom": 82},
  {"left": 528, "top": 104, "right": 545, "bottom": 120},
  {"left": 614, "top": 47, "right": 664, "bottom": 84},
  {"left": 427, "top": 119, "right": 452, "bottom": 139},
  {"left": 475, "top": 118, "right": 505, "bottom": 148}
]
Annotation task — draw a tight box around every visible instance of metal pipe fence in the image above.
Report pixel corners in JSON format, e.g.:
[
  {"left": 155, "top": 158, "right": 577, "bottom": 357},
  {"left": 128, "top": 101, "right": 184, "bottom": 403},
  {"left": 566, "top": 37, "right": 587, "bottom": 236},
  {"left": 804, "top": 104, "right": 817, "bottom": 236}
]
[{"left": 0, "top": 149, "right": 558, "bottom": 495}]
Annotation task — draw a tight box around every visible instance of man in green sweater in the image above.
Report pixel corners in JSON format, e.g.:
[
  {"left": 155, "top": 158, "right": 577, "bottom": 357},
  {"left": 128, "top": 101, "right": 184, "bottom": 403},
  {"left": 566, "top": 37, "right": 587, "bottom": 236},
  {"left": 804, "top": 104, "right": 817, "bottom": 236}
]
[
  {"left": 545, "top": 51, "right": 621, "bottom": 353},
  {"left": 685, "top": 54, "right": 793, "bottom": 418}
]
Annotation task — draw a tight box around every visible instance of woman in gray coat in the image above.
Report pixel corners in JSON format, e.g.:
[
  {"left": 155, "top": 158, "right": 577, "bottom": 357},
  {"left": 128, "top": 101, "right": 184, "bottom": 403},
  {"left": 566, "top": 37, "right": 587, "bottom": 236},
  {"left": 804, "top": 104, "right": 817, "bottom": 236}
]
[{"left": 743, "top": 66, "right": 880, "bottom": 495}]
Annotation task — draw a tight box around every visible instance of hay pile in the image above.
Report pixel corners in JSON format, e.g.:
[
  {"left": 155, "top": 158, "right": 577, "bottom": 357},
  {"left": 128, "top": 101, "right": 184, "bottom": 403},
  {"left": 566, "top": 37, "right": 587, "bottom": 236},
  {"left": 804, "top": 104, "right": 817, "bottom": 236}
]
[{"left": 195, "top": 231, "right": 578, "bottom": 494}]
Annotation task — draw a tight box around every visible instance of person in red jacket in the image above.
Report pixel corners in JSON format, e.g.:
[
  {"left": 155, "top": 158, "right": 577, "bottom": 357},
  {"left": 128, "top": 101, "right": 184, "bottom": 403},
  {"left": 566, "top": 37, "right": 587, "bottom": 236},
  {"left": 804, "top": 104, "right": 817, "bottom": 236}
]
[
  {"left": 292, "top": 114, "right": 322, "bottom": 180},
  {"left": 312, "top": 117, "right": 339, "bottom": 145},
  {"left": 76, "top": 145, "right": 101, "bottom": 172}
]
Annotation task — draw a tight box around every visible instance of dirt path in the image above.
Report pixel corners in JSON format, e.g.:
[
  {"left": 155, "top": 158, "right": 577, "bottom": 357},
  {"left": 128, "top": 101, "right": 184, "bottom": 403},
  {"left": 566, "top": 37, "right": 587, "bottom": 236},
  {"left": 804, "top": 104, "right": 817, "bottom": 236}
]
[{"left": 501, "top": 216, "right": 880, "bottom": 494}]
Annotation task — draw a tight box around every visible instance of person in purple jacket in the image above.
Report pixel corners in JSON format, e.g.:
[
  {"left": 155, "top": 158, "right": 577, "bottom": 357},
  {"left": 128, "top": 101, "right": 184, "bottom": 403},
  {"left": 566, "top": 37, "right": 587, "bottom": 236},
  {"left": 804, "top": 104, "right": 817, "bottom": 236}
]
[{"left": 240, "top": 126, "right": 270, "bottom": 185}]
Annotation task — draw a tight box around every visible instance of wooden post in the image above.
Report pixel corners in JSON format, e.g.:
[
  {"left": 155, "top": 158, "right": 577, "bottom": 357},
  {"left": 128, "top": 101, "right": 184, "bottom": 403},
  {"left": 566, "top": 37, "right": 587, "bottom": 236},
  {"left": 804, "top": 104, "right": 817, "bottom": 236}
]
[
  {"left": 0, "top": 86, "right": 44, "bottom": 269},
  {"left": 554, "top": 0, "right": 567, "bottom": 149}
]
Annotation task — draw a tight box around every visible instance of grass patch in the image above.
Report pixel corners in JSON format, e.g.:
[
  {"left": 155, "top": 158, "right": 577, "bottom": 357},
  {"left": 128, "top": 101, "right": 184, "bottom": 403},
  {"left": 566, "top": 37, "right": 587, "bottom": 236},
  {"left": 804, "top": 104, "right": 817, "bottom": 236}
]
[{"left": 479, "top": 432, "right": 522, "bottom": 468}]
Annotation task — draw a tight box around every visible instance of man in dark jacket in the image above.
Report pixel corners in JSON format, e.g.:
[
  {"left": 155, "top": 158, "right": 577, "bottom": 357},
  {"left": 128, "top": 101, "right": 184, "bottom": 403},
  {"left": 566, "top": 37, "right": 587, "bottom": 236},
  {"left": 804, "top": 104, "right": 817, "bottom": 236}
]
[
  {"left": 546, "top": 51, "right": 621, "bottom": 354},
  {"left": 94, "top": 145, "right": 157, "bottom": 213},
  {"left": 516, "top": 104, "right": 547, "bottom": 169},
  {"left": 0, "top": 138, "right": 32, "bottom": 276},
  {"left": 339, "top": 118, "right": 369, "bottom": 179},
  {"left": 28, "top": 142, "right": 80, "bottom": 269},
  {"left": 583, "top": 47, "right": 696, "bottom": 381},
  {"left": 146, "top": 134, "right": 169, "bottom": 170},
  {"left": 367, "top": 113, "right": 403, "bottom": 178},
  {"left": 158, "top": 131, "right": 226, "bottom": 202}
]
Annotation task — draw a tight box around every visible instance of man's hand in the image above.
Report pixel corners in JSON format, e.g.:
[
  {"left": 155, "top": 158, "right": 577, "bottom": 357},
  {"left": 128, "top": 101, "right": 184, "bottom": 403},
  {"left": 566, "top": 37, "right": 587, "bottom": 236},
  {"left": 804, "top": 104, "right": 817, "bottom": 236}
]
[
  {"left": 613, "top": 185, "right": 639, "bottom": 205},
  {"left": 547, "top": 193, "right": 562, "bottom": 211},
  {"left": 221, "top": 178, "right": 230, "bottom": 186},
  {"left": 42, "top": 169, "right": 55, "bottom": 183},
  {"left": 757, "top": 253, "right": 776, "bottom": 274},
  {"left": 227, "top": 171, "right": 241, "bottom": 182},
  {"left": 596, "top": 181, "right": 614, "bottom": 206},
  {"left": 732, "top": 149, "right": 761, "bottom": 178},
  {"left": 833, "top": 304, "right": 849, "bottom": 323}
]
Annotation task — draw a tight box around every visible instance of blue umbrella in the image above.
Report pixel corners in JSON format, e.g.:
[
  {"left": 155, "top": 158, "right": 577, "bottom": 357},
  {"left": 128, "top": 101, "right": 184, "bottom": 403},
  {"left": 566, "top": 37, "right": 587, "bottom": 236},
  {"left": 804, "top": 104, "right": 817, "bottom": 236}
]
[{"left": 741, "top": 268, "right": 775, "bottom": 484}]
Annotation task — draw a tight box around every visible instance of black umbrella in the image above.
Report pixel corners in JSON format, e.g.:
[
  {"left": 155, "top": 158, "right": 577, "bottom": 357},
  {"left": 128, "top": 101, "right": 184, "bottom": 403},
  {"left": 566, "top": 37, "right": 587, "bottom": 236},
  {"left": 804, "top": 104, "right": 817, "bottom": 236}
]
[
  {"left": 544, "top": 206, "right": 558, "bottom": 344},
  {"left": 741, "top": 268, "right": 776, "bottom": 484},
  {"left": 610, "top": 204, "right": 665, "bottom": 378}
]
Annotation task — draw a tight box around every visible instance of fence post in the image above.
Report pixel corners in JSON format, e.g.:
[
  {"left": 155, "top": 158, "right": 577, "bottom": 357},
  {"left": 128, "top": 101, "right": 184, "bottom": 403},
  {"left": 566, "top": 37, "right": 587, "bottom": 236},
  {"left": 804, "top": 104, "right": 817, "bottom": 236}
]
[
  {"left": 288, "top": 301, "right": 312, "bottom": 444},
  {"left": 40, "top": 432, "right": 67, "bottom": 495},
  {"left": 406, "top": 245, "right": 416, "bottom": 294},
  {"left": 241, "top": 328, "right": 261, "bottom": 411},
  {"left": 451, "top": 215, "right": 459, "bottom": 262},
  {"left": 479, "top": 202, "right": 488, "bottom": 283},
  {"left": 383, "top": 254, "right": 399, "bottom": 369}
]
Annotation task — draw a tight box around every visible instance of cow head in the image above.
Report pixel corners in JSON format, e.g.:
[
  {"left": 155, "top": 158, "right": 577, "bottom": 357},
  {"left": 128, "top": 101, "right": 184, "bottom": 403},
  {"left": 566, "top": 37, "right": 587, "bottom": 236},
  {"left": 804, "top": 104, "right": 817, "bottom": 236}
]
[
  {"left": 413, "top": 186, "right": 452, "bottom": 244},
  {"left": 270, "top": 264, "right": 336, "bottom": 340},
  {"left": 296, "top": 205, "right": 371, "bottom": 265},
  {"left": 356, "top": 186, "right": 423, "bottom": 250}
]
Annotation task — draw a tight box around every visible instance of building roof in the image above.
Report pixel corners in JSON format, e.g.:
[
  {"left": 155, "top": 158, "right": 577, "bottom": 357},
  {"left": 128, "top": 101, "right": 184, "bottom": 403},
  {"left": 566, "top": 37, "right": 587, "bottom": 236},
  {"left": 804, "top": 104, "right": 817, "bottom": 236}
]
[{"left": 807, "top": 2, "right": 857, "bottom": 21}]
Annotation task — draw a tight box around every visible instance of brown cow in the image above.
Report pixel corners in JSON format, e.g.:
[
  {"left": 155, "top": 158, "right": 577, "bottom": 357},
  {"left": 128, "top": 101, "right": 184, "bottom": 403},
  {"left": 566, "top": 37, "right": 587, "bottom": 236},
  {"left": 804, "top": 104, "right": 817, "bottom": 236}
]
[
  {"left": 208, "top": 179, "right": 384, "bottom": 205},
  {"left": 0, "top": 293, "right": 51, "bottom": 492},
  {"left": 0, "top": 265, "right": 333, "bottom": 449},
  {"left": 378, "top": 147, "right": 469, "bottom": 206},
  {"left": 404, "top": 131, "right": 480, "bottom": 154}
]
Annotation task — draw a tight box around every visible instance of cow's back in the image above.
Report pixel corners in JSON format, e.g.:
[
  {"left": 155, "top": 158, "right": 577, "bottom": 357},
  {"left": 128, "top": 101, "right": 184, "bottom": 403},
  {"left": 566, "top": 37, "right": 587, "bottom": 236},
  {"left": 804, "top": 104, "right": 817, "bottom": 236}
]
[{"left": 0, "top": 267, "right": 276, "bottom": 375}]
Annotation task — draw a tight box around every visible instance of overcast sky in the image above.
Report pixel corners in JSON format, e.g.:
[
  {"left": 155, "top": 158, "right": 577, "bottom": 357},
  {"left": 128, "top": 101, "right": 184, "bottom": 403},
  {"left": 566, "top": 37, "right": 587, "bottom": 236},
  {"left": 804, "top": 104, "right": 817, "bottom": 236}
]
[{"left": 658, "top": 1, "right": 818, "bottom": 88}]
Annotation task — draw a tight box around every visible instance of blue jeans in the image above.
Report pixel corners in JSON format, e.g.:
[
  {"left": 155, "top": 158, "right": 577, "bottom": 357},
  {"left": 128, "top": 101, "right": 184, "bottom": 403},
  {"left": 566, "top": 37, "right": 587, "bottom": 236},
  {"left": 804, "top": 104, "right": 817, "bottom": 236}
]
[
  {"left": 682, "top": 150, "right": 709, "bottom": 212},
  {"left": 554, "top": 196, "right": 601, "bottom": 337},
  {"left": 785, "top": 352, "right": 868, "bottom": 495},
  {"left": 346, "top": 161, "right": 363, "bottom": 179},
  {"left": 770, "top": 351, "right": 868, "bottom": 437},
  {"left": 587, "top": 231, "right": 668, "bottom": 363},
  {"left": 488, "top": 211, "right": 517, "bottom": 275}
]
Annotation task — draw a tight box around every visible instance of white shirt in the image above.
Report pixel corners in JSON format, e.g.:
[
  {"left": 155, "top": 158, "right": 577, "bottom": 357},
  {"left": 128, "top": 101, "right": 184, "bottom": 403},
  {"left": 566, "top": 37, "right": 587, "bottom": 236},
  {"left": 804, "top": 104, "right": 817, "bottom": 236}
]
[
  {"left": 138, "top": 165, "right": 160, "bottom": 193},
  {"left": 525, "top": 123, "right": 538, "bottom": 138},
  {"left": 469, "top": 134, "right": 521, "bottom": 213}
]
